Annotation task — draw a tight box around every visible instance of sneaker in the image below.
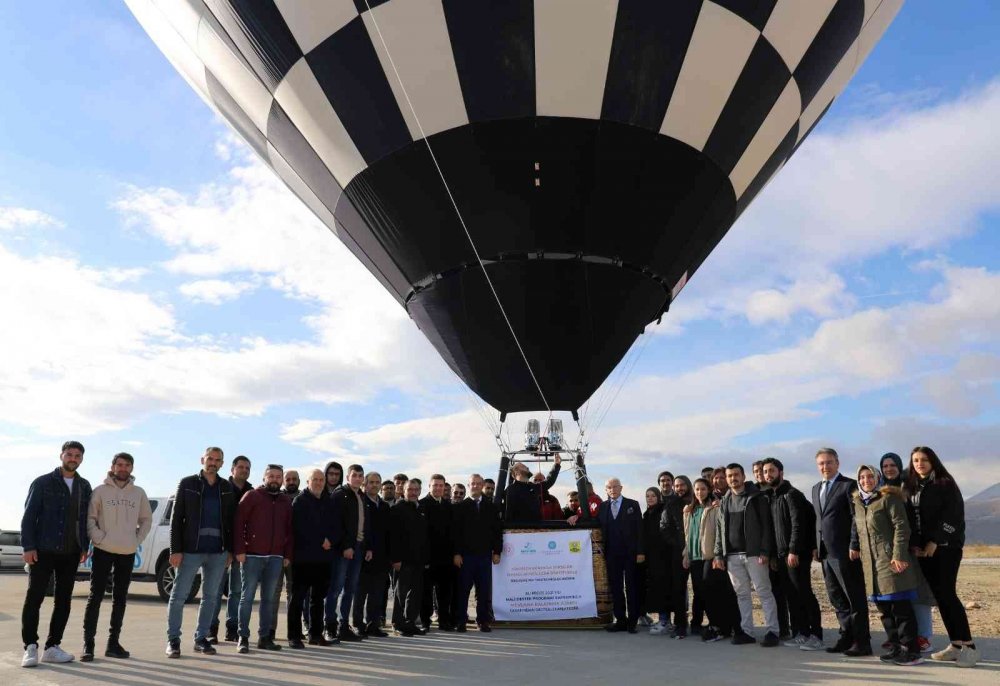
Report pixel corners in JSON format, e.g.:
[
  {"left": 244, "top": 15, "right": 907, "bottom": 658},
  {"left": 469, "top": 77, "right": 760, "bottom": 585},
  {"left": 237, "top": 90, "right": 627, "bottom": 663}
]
[
  {"left": 237, "top": 637, "right": 250, "bottom": 654},
  {"left": 105, "top": 640, "right": 130, "bottom": 659},
  {"left": 844, "top": 643, "right": 873, "bottom": 657},
  {"left": 194, "top": 637, "right": 217, "bottom": 655},
  {"left": 956, "top": 645, "right": 980, "bottom": 669},
  {"left": 22, "top": 643, "right": 39, "bottom": 668},
  {"left": 338, "top": 627, "right": 363, "bottom": 642},
  {"left": 784, "top": 634, "right": 807, "bottom": 648},
  {"left": 826, "top": 637, "right": 853, "bottom": 654},
  {"left": 208, "top": 624, "right": 219, "bottom": 645},
  {"left": 649, "top": 623, "right": 669, "bottom": 635},
  {"left": 702, "top": 627, "right": 723, "bottom": 643},
  {"left": 41, "top": 645, "right": 75, "bottom": 663},
  {"left": 288, "top": 639, "right": 305, "bottom": 650},
  {"left": 256, "top": 637, "right": 282, "bottom": 651},
  {"left": 799, "top": 636, "right": 824, "bottom": 651},
  {"left": 931, "top": 643, "right": 961, "bottom": 662},
  {"left": 761, "top": 632, "right": 779, "bottom": 648},
  {"left": 893, "top": 651, "right": 924, "bottom": 666},
  {"left": 917, "top": 637, "right": 932, "bottom": 654},
  {"left": 732, "top": 632, "right": 756, "bottom": 646},
  {"left": 308, "top": 634, "right": 334, "bottom": 646},
  {"left": 81, "top": 642, "right": 95, "bottom": 663},
  {"left": 637, "top": 614, "right": 653, "bottom": 627},
  {"left": 165, "top": 639, "right": 180, "bottom": 659},
  {"left": 880, "top": 646, "right": 902, "bottom": 663}
]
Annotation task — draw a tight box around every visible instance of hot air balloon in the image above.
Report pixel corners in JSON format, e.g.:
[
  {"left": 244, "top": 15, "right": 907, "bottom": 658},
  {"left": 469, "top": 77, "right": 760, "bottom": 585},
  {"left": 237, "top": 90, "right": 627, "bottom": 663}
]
[{"left": 125, "top": 0, "right": 902, "bottom": 509}]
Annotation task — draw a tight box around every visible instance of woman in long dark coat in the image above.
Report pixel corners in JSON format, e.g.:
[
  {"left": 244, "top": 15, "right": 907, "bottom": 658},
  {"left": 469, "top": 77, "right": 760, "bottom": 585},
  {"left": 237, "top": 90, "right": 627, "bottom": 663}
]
[{"left": 642, "top": 488, "right": 671, "bottom": 634}]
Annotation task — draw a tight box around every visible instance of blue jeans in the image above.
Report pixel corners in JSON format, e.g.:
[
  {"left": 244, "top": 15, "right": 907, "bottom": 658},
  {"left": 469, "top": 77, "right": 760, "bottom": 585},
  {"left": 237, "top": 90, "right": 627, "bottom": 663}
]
[
  {"left": 238, "top": 556, "right": 283, "bottom": 639},
  {"left": 914, "top": 601, "right": 933, "bottom": 641},
  {"left": 213, "top": 559, "right": 242, "bottom": 630},
  {"left": 166, "top": 552, "right": 227, "bottom": 641},
  {"left": 325, "top": 546, "right": 362, "bottom": 626}
]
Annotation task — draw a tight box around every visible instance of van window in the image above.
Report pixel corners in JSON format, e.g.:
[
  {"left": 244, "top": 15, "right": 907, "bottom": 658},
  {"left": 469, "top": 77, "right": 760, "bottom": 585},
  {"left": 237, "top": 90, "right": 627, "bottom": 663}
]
[
  {"left": 162, "top": 499, "right": 173, "bottom": 522},
  {"left": 0, "top": 532, "right": 19, "bottom": 546},
  {"left": 149, "top": 499, "right": 159, "bottom": 514}
]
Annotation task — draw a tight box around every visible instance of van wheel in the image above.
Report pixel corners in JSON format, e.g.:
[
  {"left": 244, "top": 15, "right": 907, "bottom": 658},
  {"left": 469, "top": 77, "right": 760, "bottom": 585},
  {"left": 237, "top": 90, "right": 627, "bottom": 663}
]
[{"left": 156, "top": 561, "right": 201, "bottom": 603}]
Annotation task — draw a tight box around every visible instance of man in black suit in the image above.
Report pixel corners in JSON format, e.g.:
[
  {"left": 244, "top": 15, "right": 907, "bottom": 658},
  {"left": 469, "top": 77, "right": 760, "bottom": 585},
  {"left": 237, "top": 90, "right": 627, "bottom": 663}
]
[
  {"left": 452, "top": 473, "right": 502, "bottom": 633},
  {"left": 390, "top": 480, "right": 428, "bottom": 636},
  {"left": 353, "top": 471, "right": 391, "bottom": 637},
  {"left": 504, "top": 456, "right": 561, "bottom": 522},
  {"left": 420, "top": 474, "right": 455, "bottom": 631},
  {"left": 597, "top": 478, "right": 644, "bottom": 633},
  {"left": 812, "top": 448, "right": 871, "bottom": 656}
]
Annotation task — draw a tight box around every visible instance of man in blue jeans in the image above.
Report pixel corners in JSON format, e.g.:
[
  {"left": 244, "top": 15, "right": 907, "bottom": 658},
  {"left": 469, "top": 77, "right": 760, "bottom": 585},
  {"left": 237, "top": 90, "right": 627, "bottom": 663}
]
[
  {"left": 210, "top": 455, "right": 253, "bottom": 643},
  {"left": 165, "top": 447, "right": 237, "bottom": 658},
  {"left": 234, "top": 464, "right": 293, "bottom": 653},
  {"left": 325, "top": 464, "right": 370, "bottom": 642}
]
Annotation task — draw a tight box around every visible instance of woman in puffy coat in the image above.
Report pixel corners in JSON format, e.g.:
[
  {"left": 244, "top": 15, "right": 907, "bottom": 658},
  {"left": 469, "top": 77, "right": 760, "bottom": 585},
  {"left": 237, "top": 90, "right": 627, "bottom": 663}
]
[
  {"left": 642, "top": 488, "right": 671, "bottom": 634},
  {"left": 852, "top": 465, "right": 921, "bottom": 666}
]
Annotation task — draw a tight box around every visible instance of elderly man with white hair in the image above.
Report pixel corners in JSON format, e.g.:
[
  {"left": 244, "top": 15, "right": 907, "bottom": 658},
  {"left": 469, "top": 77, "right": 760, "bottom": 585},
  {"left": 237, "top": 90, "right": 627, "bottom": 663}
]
[{"left": 596, "top": 478, "right": 644, "bottom": 633}]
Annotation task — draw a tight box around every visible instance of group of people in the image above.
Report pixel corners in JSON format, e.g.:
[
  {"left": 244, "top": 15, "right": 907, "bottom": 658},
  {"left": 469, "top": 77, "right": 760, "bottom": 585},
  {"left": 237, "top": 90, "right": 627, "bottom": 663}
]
[
  {"left": 17, "top": 441, "right": 979, "bottom": 671},
  {"left": 600, "top": 447, "right": 979, "bottom": 670}
]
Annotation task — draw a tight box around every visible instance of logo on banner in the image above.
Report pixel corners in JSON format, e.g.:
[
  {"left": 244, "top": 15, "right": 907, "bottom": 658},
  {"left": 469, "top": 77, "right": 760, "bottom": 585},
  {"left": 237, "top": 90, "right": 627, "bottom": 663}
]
[
  {"left": 521, "top": 541, "right": 536, "bottom": 554},
  {"left": 547, "top": 540, "right": 557, "bottom": 550},
  {"left": 568, "top": 541, "right": 582, "bottom": 553}
]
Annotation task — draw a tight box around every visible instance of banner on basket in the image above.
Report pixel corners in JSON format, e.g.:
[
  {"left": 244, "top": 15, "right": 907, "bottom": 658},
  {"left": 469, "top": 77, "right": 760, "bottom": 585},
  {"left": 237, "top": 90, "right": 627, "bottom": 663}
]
[{"left": 492, "top": 530, "right": 597, "bottom": 621}]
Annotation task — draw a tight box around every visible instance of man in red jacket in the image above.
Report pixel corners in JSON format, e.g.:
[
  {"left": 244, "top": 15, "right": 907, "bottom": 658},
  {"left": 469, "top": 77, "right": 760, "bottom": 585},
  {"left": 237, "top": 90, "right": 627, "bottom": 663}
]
[{"left": 234, "top": 464, "right": 293, "bottom": 654}]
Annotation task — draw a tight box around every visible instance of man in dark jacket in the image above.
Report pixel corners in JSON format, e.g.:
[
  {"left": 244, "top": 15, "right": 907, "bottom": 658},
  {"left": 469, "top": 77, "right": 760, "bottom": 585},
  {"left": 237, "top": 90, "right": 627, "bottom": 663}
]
[
  {"left": 289, "top": 469, "right": 339, "bottom": 648},
  {"left": 420, "top": 474, "right": 456, "bottom": 631},
  {"left": 166, "top": 447, "right": 237, "bottom": 658},
  {"left": 504, "top": 455, "right": 561, "bottom": 522},
  {"left": 712, "top": 463, "right": 779, "bottom": 647},
  {"left": 212, "top": 454, "right": 253, "bottom": 643},
  {"left": 325, "top": 464, "right": 370, "bottom": 642},
  {"left": 20, "top": 441, "right": 93, "bottom": 667},
  {"left": 812, "top": 448, "right": 871, "bottom": 656},
  {"left": 452, "top": 473, "right": 502, "bottom": 632},
  {"left": 266, "top": 469, "right": 301, "bottom": 642},
  {"left": 353, "top": 471, "right": 391, "bottom": 637},
  {"left": 597, "top": 478, "right": 644, "bottom": 633},
  {"left": 762, "top": 458, "right": 823, "bottom": 651},
  {"left": 390, "top": 479, "right": 428, "bottom": 636},
  {"left": 234, "top": 465, "right": 293, "bottom": 653}
]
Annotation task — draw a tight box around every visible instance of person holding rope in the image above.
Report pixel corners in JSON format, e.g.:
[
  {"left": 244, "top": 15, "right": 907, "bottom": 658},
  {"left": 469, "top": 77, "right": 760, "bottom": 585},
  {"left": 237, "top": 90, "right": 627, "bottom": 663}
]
[{"left": 504, "top": 455, "right": 561, "bottom": 522}]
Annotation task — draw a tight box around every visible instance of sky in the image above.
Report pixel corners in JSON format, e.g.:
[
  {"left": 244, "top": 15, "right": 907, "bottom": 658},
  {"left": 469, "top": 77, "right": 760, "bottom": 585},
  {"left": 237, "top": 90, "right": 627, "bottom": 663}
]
[{"left": 1, "top": 1, "right": 998, "bottom": 527}]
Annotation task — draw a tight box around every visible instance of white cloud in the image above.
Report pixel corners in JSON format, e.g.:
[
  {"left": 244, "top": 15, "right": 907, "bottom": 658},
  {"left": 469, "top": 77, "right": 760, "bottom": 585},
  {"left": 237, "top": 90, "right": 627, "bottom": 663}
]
[
  {"left": 745, "top": 272, "right": 854, "bottom": 325},
  {"left": 0, "top": 206, "right": 62, "bottom": 231},
  {"left": 179, "top": 278, "right": 257, "bottom": 304}
]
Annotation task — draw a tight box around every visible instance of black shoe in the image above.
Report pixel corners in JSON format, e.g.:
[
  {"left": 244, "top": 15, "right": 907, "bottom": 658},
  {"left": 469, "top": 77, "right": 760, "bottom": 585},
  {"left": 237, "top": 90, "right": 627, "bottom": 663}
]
[
  {"left": 605, "top": 622, "right": 626, "bottom": 633},
  {"left": 81, "top": 642, "right": 95, "bottom": 662},
  {"left": 439, "top": 623, "right": 456, "bottom": 632},
  {"left": 844, "top": 643, "right": 873, "bottom": 657},
  {"left": 761, "top": 632, "right": 779, "bottom": 648},
  {"left": 224, "top": 627, "right": 238, "bottom": 642},
  {"left": 257, "top": 637, "right": 282, "bottom": 651},
  {"left": 627, "top": 623, "right": 639, "bottom": 634},
  {"left": 166, "top": 639, "right": 180, "bottom": 659},
  {"left": 356, "top": 626, "right": 369, "bottom": 638},
  {"left": 455, "top": 624, "right": 467, "bottom": 633},
  {"left": 673, "top": 628, "right": 687, "bottom": 639},
  {"left": 338, "top": 627, "right": 363, "bottom": 642},
  {"left": 479, "top": 624, "right": 492, "bottom": 633},
  {"left": 826, "top": 637, "right": 852, "bottom": 654},
  {"left": 416, "top": 625, "right": 429, "bottom": 635},
  {"left": 397, "top": 624, "right": 416, "bottom": 637},
  {"left": 367, "top": 627, "right": 389, "bottom": 638},
  {"left": 690, "top": 625, "right": 703, "bottom": 636},
  {"left": 237, "top": 637, "right": 250, "bottom": 654},
  {"left": 880, "top": 646, "right": 902, "bottom": 663},
  {"left": 105, "top": 640, "right": 130, "bottom": 659},
  {"left": 892, "top": 651, "right": 923, "bottom": 666},
  {"left": 208, "top": 624, "right": 219, "bottom": 645},
  {"left": 731, "top": 632, "right": 756, "bottom": 645},
  {"left": 193, "top": 637, "right": 216, "bottom": 655},
  {"left": 308, "top": 634, "right": 334, "bottom": 646},
  {"left": 267, "top": 630, "right": 276, "bottom": 642},
  {"left": 288, "top": 639, "right": 306, "bottom": 650}
]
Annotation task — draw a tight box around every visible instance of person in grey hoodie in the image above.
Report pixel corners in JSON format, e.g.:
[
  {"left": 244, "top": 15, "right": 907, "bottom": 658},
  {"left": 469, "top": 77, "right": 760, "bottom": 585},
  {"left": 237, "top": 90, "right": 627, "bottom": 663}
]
[{"left": 82, "top": 452, "right": 153, "bottom": 662}]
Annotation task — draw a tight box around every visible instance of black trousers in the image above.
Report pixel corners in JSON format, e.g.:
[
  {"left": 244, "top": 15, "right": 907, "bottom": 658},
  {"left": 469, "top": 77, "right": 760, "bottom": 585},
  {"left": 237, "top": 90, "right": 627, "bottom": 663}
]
[
  {"left": 876, "top": 599, "right": 917, "bottom": 651},
  {"left": 83, "top": 548, "right": 135, "bottom": 643},
  {"left": 393, "top": 563, "right": 424, "bottom": 628},
  {"left": 919, "top": 548, "right": 971, "bottom": 642},
  {"left": 353, "top": 560, "right": 389, "bottom": 630},
  {"left": 22, "top": 549, "right": 79, "bottom": 649},
  {"left": 822, "top": 557, "right": 871, "bottom": 645},
  {"left": 769, "top": 565, "right": 790, "bottom": 636},
  {"left": 691, "top": 565, "right": 705, "bottom": 628},
  {"left": 289, "top": 561, "right": 330, "bottom": 640},
  {"left": 666, "top": 547, "right": 688, "bottom": 630},
  {"left": 778, "top": 556, "right": 822, "bottom": 639},
  {"left": 420, "top": 562, "right": 454, "bottom": 628},
  {"left": 605, "top": 553, "right": 638, "bottom": 625},
  {"left": 455, "top": 553, "right": 493, "bottom": 626},
  {"left": 697, "top": 560, "right": 739, "bottom": 635}
]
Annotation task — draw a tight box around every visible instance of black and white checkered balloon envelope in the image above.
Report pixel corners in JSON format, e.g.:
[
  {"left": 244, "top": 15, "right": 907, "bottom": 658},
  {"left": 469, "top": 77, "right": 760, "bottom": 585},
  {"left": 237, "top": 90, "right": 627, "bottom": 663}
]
[{"left": 126, "top": 0, "right": 902, "bottom": 416}]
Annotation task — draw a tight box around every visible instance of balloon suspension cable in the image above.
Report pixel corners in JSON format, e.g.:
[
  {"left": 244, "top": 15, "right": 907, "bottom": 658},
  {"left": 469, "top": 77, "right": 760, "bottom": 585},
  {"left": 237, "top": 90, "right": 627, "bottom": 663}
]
[
  {"left": 588, "top": 330, "right": 653, "bottom": 445},
  {"left": 362, "top": 1, "right": 551, "bottom": 415}
]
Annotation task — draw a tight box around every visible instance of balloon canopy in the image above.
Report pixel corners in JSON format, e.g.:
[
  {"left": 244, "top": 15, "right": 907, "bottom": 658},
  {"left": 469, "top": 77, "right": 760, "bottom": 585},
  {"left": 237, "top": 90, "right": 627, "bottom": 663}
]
[{"left": 126, "top": 0, "right": 902, "bottom": 413}]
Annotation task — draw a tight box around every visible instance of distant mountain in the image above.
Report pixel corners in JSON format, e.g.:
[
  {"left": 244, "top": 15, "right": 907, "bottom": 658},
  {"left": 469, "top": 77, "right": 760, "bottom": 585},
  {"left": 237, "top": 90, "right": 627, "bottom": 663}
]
[
  {"left": 969, "top": 482, "right": 1000, "bottom": 502},
  {"left": 965, "top": 483, "right": 1000, "bottom": 544}
]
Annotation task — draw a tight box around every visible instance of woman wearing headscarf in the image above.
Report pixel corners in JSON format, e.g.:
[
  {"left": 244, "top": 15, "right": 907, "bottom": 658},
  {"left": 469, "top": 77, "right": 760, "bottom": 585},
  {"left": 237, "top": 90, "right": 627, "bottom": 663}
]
[
  {"left": 879, "top": 452, "right": 933, "bottom": 654},
  {"left": 852, "top": 465, "right": 922, "bottom": 666},
  {"left": 642, "top": 488, "right": 670, "bottom": 634},
  {"left": 905, "top": 447, "right": 978, "bottom": 668}
]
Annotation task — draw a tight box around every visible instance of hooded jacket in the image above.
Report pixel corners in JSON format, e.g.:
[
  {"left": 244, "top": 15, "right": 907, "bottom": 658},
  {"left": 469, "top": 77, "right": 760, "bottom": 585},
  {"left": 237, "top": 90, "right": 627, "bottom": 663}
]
[
  {"left": 852, "top": 479, "right": 917, "bottom": 598},
  {"left": 87, "top": 474, "right": 154, "bottom": 555}
]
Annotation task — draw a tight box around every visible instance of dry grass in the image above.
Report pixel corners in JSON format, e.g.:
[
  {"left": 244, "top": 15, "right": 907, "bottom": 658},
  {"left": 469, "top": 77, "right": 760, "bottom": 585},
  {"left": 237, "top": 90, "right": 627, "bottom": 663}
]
[{"left": 963, "top": 544, "right": 1000, "bottom": 559}]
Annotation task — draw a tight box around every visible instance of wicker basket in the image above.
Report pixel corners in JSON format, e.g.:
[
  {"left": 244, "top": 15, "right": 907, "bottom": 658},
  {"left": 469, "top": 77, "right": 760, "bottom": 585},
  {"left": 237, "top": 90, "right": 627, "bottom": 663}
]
[{"left": 494, "top": 528, "right": 612, "bottom": 629}]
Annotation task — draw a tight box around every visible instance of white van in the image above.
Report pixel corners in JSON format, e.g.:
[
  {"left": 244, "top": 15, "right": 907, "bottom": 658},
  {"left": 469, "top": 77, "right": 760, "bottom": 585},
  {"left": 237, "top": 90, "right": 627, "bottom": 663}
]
[{"left": 0, "top": 530, "right": 24, "bottom": 568}]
